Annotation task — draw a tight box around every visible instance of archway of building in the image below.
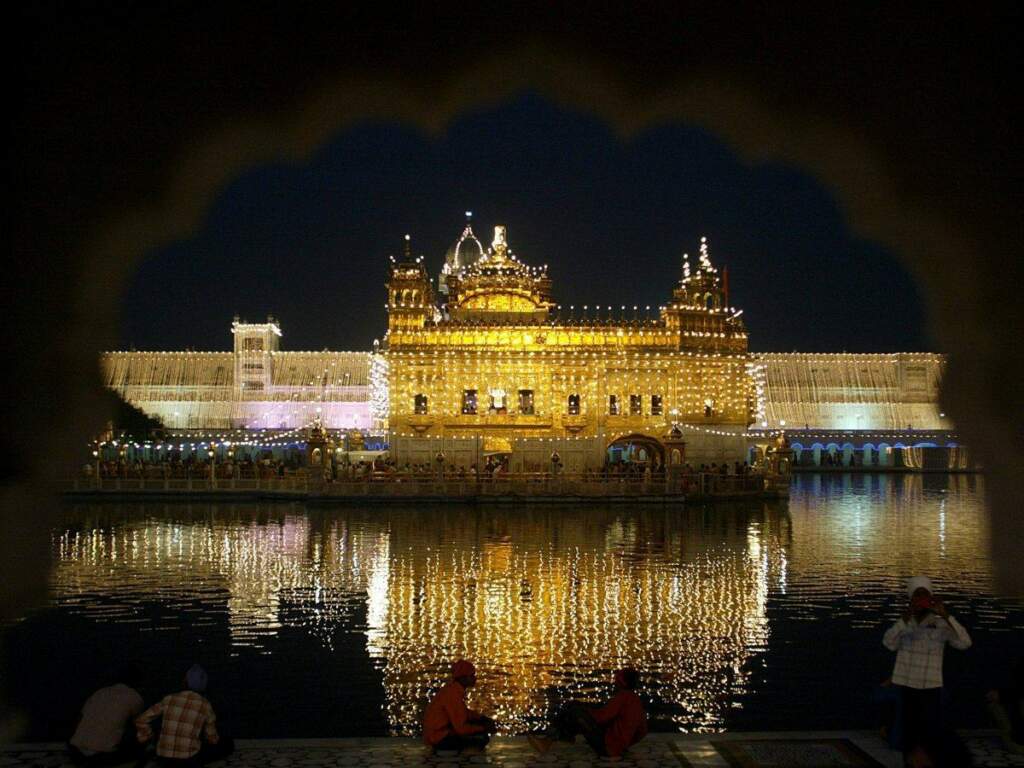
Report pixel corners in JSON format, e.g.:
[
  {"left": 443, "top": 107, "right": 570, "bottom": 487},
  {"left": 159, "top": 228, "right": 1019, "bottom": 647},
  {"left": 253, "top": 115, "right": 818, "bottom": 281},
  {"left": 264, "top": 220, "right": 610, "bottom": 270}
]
[
  {"left": 863, "top": 443, "right": 877, "bottom": 467},
  {"left": 844, "top": 442, "right": 857, "bottom": 466},
  {"left": 10, "top": 14, "right": 1024, "bottom": 644},
  {"left": 606, "top": 434, "right": 665, "bottom": 467},
  {"left": 877, "top": 443, "right": 893, "bottom": 467}
]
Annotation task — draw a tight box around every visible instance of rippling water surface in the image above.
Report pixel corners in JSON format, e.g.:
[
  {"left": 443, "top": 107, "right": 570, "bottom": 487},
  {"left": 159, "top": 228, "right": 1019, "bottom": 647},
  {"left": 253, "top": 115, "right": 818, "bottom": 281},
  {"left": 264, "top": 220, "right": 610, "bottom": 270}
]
[{"left": 5, "top": 473, "right": 1022, "bottom": 739}]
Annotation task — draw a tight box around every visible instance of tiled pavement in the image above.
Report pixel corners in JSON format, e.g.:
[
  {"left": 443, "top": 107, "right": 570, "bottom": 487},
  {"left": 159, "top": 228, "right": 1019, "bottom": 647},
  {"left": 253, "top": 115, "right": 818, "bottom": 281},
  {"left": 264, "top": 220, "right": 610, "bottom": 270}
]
[{"left": 2, "top": 732, "right": 1023, "bottom": 767}]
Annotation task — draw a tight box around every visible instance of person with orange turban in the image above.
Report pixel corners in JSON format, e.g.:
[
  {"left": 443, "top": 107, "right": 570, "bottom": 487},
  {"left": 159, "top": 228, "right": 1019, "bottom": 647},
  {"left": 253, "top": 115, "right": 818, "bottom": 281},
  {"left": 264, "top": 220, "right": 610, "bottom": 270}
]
[
  {"left": 529, "top": 668, "right": 647, "bottom": 758},
  {"left": 422, "top": 660, "right": 496, "bottom": 753}
]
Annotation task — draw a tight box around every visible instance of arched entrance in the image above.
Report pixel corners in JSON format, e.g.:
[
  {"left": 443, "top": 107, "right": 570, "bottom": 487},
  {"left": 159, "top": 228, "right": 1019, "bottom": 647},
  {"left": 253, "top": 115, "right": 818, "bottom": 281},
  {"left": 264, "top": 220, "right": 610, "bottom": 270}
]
[
  {"left": 482, "top": 436, "right": 513, "bottom": 472},
  {"left": 606, "top": 434, "right": 665, "bottom": 468},
  {"left": 878, "top": 443, "right": 892, "bottom": 467}
]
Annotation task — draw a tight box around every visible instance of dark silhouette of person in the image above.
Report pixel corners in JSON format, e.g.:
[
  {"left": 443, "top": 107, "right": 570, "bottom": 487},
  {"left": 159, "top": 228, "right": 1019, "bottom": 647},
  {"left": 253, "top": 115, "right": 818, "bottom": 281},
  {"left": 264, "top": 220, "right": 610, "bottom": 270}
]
[{"left": 529, "top": 668, "right": 647, "bottom": 758}]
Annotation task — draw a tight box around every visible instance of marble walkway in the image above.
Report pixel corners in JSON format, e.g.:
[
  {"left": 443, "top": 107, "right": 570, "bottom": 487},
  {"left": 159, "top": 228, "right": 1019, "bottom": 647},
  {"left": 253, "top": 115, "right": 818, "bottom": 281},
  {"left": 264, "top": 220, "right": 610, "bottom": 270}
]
[{"left": 3, "top": 731, "right": 1023, "bottom": 768}]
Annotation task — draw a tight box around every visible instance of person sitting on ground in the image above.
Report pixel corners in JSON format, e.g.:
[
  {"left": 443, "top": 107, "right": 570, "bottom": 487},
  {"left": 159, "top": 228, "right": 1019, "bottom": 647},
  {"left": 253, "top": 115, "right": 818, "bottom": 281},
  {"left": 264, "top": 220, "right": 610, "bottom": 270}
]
[
  {"left": 987, "top": 657, "right": 1024, "bottom": 753},
  {"left": 68, "top": 663, "right": 146, "bottom": 766},
  {"left": 422, "top": 660, "right": 496, "bottom": 753},
  {"left": 135, "top": 664, "right": 233, "bottom": 766},
  {"left": 529, "top": 668, "right": 648, "bottom": 758}
]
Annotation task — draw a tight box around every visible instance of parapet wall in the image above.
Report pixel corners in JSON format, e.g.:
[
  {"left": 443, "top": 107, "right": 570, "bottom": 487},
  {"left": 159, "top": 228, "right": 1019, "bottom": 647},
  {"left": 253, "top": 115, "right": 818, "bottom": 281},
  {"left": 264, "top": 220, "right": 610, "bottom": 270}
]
[
  {"left": 100, "top": 350, "right": 373, "bottom": 430},
  {"left": 100, "top": 350, "right": 949, "bottom": 434},
  {"left": 754, "top": 353, "right": 948, "bottom": 430}
]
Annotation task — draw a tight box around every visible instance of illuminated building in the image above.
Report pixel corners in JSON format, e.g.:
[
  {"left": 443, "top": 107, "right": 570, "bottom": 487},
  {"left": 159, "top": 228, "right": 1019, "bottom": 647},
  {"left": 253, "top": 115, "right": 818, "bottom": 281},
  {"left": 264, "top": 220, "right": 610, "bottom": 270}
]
[
  {"left": 388, "top": 223, "right": 752, "bottom": 468},
  {"left": 100, "top": 316, "right": 371, "bottom": 432},
  {"left": 100, "top": 217, "right": 949, "bottom": 462},
  {"left": 755, "top": 352, "right": 948, "bottom": 431}
]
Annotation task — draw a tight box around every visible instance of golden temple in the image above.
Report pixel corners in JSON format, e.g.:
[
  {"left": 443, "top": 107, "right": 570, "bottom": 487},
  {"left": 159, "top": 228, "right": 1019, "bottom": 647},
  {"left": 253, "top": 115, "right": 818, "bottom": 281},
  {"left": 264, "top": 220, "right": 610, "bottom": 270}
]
[{"left": 385, "top": 220, "right": 756, "bottom": 470}]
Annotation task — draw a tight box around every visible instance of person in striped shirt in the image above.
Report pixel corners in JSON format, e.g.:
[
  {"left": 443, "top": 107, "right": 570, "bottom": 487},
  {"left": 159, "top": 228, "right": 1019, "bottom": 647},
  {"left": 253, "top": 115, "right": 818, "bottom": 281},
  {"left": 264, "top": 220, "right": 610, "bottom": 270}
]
[
  {"left": 135, "top": 664, "right": 233, "bottom": 766},
  {"left": 883, "top": 575, "right": 971, "bottom": 764}
]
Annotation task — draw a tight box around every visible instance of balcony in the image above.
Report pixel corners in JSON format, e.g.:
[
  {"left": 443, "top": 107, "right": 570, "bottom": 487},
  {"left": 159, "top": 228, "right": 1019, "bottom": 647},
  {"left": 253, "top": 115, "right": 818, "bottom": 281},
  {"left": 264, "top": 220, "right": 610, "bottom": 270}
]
[
  {"left": 561, "top": 414, "right": 589, "bottom": 434},
  {"left": 405, "top": 414, "right": 435, "bottom": 434}
]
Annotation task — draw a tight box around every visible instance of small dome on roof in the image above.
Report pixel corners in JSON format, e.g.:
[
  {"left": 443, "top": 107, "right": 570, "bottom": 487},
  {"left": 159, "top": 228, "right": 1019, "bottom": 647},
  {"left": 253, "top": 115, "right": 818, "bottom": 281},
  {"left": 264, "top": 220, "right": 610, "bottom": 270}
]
[{"left": 445, "top": 213, "right": 484, "bottom": 272}]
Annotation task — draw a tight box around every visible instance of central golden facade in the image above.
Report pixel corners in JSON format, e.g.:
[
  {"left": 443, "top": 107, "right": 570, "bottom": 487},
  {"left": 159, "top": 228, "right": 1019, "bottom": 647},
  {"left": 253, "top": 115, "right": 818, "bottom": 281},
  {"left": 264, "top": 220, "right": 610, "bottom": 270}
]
[{"left": 385, "top": 222, "right": 755, "bottom": 470}]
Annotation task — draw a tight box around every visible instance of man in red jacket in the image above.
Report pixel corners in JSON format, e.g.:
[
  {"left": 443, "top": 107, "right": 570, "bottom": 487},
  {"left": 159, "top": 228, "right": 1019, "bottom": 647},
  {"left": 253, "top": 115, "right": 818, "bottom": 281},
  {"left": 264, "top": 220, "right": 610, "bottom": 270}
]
[
  {"left": 422, "top": 660, "right": 496, "bottom": 753},
  {"left": 529, "top": 668, "right": 648, "bottom": 758}
]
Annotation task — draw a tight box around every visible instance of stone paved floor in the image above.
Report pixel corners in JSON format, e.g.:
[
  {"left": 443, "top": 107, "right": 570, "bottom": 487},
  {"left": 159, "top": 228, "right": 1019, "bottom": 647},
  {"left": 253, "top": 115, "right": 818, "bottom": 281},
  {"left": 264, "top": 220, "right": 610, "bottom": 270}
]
[{"left": 3, "top": 732, "right": 1023, "bottom": 767}]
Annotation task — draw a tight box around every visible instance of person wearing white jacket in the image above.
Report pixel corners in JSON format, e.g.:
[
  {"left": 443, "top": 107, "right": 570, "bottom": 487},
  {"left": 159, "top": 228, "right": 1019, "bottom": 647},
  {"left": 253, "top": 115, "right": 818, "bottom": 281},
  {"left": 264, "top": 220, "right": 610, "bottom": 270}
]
[{"left": 883, "top": 575, "right": 971, "bottom": 762}]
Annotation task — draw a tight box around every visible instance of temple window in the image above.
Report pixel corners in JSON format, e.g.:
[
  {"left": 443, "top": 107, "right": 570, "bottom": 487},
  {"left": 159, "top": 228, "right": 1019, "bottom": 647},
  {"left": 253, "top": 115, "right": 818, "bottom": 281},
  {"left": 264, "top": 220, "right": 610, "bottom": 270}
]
[
  {"left": 609, "top": 395, "right": 620, "bottom": 415},
  {"left": 651, "top": 395, "right": 663, "bottom": 415},
  {"left": 462, "top": 389, "right": 478, "bottom": 415},
  {"left": 414, "top": 394, "right": 428, "bottom": 414},
  {"left": 518, "top": 389, "right": 535, "bottom": 415},
  {"left": 568, "top": 393, "right": 580, "bottom": 415},
  {"left": 243, "top": 337, "right": 264, "bottom": 351},
  {"left": 629, "top": 394, "right": 642, "bottom": 415},
  {"left": 488, "top": 388, "right": 507, "bottom": 413}
]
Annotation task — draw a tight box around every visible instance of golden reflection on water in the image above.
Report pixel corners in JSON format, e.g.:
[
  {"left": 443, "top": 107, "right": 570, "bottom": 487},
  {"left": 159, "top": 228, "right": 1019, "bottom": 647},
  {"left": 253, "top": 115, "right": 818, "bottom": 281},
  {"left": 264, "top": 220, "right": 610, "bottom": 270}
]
[{"left": 49, "top": 474, "right": 1005, "bottom": 734}]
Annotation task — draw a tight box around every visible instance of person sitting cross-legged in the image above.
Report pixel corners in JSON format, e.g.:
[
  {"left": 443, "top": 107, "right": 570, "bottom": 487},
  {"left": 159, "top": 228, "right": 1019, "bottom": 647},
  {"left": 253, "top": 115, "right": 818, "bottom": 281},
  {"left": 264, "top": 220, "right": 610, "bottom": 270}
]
[
  {"left": 135, "top": 664, "right": 233, "bottom": 766},
  {"left": 422, "top": 659, "right": 496, "bottom": 753},
  {"left": 529, "top": 668, "right": 648, "bottom": 759}
]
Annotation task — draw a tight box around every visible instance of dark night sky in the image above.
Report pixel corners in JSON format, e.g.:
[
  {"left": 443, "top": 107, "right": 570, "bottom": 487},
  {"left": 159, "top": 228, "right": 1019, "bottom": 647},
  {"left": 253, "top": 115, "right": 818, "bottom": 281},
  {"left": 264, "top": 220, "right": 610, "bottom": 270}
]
[{"left": 119, "top": 94, "right": 930, "bottom": 354}]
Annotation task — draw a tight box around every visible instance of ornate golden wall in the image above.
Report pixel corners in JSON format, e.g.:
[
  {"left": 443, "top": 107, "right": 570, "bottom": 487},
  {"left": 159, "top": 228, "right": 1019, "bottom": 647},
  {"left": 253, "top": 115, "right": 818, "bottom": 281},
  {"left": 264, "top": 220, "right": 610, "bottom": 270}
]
[{"left": 385, "top": 323, "right": 754, "bottom": 466}]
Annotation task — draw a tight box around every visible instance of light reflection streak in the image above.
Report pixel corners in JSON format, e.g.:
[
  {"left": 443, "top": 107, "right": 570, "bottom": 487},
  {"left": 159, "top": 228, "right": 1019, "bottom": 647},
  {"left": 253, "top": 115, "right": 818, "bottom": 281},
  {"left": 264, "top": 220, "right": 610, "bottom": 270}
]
[{"left": 49, "top": 504, "right": 782, "bottom": 733}]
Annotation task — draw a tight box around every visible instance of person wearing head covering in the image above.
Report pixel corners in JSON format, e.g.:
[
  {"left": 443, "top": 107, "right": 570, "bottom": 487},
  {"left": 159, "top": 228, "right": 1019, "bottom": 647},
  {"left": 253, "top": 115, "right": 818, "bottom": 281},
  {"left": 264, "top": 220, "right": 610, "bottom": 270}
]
[
  {"left": 68, "top": 664, "right": 146, "bottom": 765},
  {"left": 883, "top": 576, "right": 972, "bottom": 763},
  {"left": 529, "top": 668, "right": 647, "bottom": 758},
  {"left": 135, "top": 664, "right": 233, "bottom": 765},
  {"left": 422, "top": 660, "right": 496, "bottom": 752}
]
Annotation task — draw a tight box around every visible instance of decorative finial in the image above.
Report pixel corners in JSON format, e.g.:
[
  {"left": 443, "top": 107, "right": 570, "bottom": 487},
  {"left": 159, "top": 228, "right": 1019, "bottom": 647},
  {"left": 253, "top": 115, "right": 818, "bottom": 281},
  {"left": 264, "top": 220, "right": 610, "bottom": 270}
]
[
  {"left": 491, "top": 225, "right": 510, "bottom": 260},
  {"left": 403, "top": 234, "right": 412, "bottom": 260},
  {"left": 699, "top": 236, "right": 713, "bottom": 270}
]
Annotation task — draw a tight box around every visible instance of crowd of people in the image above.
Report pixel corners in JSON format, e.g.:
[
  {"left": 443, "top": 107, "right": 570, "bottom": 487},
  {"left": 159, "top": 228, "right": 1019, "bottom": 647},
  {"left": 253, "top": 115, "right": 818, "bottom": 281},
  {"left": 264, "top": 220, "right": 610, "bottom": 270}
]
[
  {"left": 84, "top": 456, "right": 292, "bottom": 481},
  {"left": 65, "top": 574, "right": 1023, "bottom": 766},
  {"left": 83, "top": 452, "right": 768, "bottom": 484}
]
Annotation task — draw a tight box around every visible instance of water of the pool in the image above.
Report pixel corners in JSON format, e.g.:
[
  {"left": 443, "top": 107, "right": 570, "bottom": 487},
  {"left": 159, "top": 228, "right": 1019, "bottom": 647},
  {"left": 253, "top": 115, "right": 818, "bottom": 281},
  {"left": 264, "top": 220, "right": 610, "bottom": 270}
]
[{"left": 4, "top": 473, "right": 1021, "bottom": 740}]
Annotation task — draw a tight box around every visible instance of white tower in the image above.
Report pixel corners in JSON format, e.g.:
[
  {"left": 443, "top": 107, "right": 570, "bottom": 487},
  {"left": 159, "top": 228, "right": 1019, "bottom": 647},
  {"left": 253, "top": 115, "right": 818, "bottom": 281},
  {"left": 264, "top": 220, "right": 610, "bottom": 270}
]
[{"left": 231, "top": 314, "right": 281, "bottom": 397}]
